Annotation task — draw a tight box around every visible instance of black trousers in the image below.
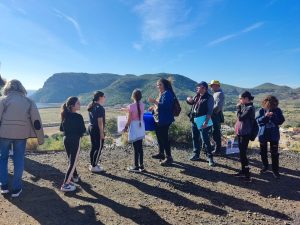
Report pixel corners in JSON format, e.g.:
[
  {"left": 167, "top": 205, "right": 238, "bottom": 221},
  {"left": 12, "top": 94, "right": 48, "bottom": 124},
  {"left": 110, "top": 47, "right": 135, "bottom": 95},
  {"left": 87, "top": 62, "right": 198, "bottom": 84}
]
[
  {"left": 63, "top": 136, "right": 81, "bottom": 184},
  {"left": 211, "top": 113, "right": 222, "bottom": 152},
  {"left": 260, "top": 141, "right": 279, "bottom": 173},
  {"left": 155, "top": 123, "right": 171, "bottom": 157},
  {"left": 89, "top": 126, "right": 104, "bottom": 167},
  {"left": 133, "top": 139, "right": 143, "bottom": 167},
  {"left": 237, "top": 135, "right": 250, "bottom": 173}
]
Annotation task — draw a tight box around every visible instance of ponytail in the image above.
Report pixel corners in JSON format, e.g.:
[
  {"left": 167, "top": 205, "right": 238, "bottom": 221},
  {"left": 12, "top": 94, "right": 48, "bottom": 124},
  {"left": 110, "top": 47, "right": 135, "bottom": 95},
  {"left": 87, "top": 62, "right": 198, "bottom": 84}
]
[
  {"left": 88, "top": 91, "right": 104, "bottom": 112},
  {"left": 61, "top": 96, "right": 78, "bottom": 121},
  {"left": 137, "top": 100, "right": 142, "bottom": 127},
  {"left": 131, "top": 89, "right": 142, "bottom": 127}
]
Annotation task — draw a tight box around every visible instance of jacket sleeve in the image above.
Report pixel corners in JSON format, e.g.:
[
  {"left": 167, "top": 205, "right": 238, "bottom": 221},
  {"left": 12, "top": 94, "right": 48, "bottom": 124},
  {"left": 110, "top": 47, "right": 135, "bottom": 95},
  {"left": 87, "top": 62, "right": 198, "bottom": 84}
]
[
  {"left": 270, "top": 108, "right": 285, "bottom": 126},
  {"left": 29, "top": 101, "right": 45, "bottom": 145},
  {"left": 80, "top": 115, "right": 87, "bottom": 135},
  {"left": 207, "top": 96, "right": 214, "bottom": 116},
  {"left": 213, "top": 92, "right": 224, "bottom": 113},
  {"left": 158, "top": 91, "right": 173, "bottom": 111},
  {"left": 0, "top": 99, "right": 5, "bottom": 125},
  {"left": 256, "top": 108, "right": 269, "bottom": 125},
  {"left": 238, "top": 106, "right": 253, "bottom": 121}
]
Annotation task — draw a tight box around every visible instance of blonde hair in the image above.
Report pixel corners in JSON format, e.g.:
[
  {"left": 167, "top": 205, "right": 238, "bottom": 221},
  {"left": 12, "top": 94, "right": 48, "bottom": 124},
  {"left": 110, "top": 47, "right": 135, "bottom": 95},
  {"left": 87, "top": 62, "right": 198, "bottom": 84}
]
[{"left": 2, "top": 79, "right": 27, "bottom": 96}]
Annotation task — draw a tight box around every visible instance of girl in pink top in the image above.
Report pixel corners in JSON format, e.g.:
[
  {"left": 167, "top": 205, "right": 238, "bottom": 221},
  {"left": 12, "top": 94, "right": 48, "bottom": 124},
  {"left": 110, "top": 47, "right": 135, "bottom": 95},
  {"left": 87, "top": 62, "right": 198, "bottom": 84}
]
[{"left": 124, "top": 89, "right": 145, "bottom": 172}]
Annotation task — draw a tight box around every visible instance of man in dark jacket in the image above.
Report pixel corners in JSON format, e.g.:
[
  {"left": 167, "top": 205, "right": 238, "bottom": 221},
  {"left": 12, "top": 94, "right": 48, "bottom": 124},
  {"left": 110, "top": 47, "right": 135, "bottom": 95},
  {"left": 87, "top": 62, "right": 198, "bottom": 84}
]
[{"left": 187, "top": 81, "right": 215, "bottom": 166}]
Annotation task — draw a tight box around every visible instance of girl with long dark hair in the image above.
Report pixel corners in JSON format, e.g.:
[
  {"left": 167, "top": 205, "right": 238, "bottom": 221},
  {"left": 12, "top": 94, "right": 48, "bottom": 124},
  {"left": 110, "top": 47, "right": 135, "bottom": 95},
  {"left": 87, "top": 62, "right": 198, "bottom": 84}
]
[
  {"left": 148, "top": 78, "right": 175, "bottom": 166},
  {"left": 87, "top": 91, "right": 106, "bottom": 172},
  {"left": 124, "top": 89, "right": 145, "bottom": 172},
  {"left": 60, "top": 97, "right": 86, "bottom": 192}
]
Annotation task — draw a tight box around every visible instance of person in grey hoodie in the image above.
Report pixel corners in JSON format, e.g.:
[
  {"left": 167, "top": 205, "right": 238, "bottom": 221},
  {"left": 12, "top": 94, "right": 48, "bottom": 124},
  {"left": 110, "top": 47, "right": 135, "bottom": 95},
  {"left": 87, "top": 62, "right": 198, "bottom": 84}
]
[{"left": 209, "top": 80, "right": 225, "bottom": 155}]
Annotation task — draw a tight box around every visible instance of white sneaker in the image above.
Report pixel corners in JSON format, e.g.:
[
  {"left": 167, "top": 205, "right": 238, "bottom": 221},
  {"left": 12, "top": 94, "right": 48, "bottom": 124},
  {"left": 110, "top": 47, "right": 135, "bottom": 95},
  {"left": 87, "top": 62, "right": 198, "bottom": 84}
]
[
  {"left": 89, "top": 165, "right": 104, "bottom": 173},
  {"left": 11, "top": 189, "right": 22, "bottom": 197},
  {"left": 61, "top": 183, "right": 76, "bottom": 192},
  {"left": 71, "top": 176, "right": 80, "bottom": 183}
]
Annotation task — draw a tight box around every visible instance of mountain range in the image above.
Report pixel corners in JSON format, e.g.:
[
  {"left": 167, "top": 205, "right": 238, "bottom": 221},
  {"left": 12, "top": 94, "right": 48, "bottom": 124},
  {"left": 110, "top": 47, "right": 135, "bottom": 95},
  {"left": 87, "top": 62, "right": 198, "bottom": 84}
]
[{"left": 31, "top": 73, "right": 300, "bottom": 111}]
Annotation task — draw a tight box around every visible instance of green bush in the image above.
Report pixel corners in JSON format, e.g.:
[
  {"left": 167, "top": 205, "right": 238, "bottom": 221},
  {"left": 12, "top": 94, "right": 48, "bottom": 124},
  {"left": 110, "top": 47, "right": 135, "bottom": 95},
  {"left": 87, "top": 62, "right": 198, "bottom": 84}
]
[
  {"left": 39, "top": 133, "right": 65, "bottom": 151},
  {"left": 106, "top": 117, "right": 118, "bottom": 135}
]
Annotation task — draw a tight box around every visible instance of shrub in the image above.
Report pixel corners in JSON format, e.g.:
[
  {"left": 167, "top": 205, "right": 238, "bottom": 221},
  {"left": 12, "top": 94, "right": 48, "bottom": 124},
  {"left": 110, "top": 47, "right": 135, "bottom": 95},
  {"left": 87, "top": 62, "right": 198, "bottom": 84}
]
[
  {"left": 26, "top": 138, "right": 39, "bottom": 150},
  {"left": 106, "top": 117, "right": 118, "bottom": 135}
]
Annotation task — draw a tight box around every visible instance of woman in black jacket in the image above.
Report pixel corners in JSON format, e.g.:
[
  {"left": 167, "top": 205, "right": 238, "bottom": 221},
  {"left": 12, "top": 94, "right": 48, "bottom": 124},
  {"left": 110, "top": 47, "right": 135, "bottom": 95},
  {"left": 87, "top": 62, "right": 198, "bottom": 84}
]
[
  {"left": 256, "top": 95, "right": 285, "bottom": 179},
  {"left": 60, "top": 97, "right": 86, "bottom": 192},
  {"left": 234, "top": 91, "right": 255, "bottom": 182}
]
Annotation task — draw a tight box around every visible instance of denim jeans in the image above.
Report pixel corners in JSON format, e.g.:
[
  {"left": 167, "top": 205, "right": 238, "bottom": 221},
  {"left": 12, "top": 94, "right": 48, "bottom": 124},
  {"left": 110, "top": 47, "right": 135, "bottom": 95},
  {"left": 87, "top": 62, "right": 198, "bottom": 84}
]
[
  {"left": 199, "top": 126, "right": 213, "bottom": 159},
  {"left": 0, "top": 138, "right": 26, "bottom": 191},
  {"left": 191, "top": 123, "right": 203, "bottom": 157}
]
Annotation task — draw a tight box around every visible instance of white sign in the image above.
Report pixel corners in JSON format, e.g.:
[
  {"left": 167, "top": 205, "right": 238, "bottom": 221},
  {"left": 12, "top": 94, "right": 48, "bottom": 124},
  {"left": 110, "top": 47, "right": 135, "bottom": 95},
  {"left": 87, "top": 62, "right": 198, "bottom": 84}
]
[{"left": 117, "top": 116, "right": 128, "bottom": 133}]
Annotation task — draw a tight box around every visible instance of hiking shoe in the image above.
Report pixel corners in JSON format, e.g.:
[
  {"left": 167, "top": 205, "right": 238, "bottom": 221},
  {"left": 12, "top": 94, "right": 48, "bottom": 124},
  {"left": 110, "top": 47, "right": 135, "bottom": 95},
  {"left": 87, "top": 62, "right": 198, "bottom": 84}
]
[
  {"left": 273, "top": 171, "right": 280, "bottom": 179},
  {"left": 234, "top": 171, "right": 245, "bottom": 177},
  {"left": 89, "top": 165, "right": 104, "bottom": 173},
  {"left": 152, "top": 153, "right": 165, "bottom": 160},
  {"left": 71, "top": 175, "right": 80, "bottom": 183},
  {"left": 160, "top": 157, "right": 173, "bottom": 166},
  {"left": 61, "top": 184, "right": 76, "bottom": 192},
  {"left": 139, "top": 165, "right": 146, "bottom": 172},
  {"left": 127, "top": 166, "right": 140, "bottom": 172},
  {"left": 0, "top": 185, "right": 9, "bottom": 194},
  {"left": 260, "top": 167, "right": 268, "bottom": 174},
  {"left": 208, "top": 158, "right": 216, "bottom": 167},
  {"left": 190, "top": 155, "right": 200, "bottom": 161},
  {"left": 11, "top": 189, "right": 22, "bottom": 197}
]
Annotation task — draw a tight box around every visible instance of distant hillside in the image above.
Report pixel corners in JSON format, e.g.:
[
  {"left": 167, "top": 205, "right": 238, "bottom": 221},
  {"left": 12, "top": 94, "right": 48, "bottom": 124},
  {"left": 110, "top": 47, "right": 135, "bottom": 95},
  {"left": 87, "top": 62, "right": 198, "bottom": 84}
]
[
  {"left": 31, "top": 73, "right": 300, "bottom": 110},
  {"left": 31, "top": 73, "right": 121, "bottom": 103}
]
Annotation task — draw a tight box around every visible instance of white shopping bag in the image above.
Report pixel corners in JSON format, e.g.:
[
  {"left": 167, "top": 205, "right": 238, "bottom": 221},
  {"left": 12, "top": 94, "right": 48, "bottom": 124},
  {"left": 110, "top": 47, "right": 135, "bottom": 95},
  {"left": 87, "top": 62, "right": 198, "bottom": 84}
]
[
  {"left": 117, "top": 116, "right": 128, "bottom": 133},
  {"left": 226, "top": 138, "right": 239, "bottom": 155}
]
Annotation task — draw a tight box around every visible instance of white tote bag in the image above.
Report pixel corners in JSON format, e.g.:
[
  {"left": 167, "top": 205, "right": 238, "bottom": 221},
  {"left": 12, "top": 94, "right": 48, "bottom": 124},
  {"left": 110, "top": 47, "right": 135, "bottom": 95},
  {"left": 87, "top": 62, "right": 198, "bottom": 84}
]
[{"left": 128, "top": 120, "right": 145, "bottom": 143}]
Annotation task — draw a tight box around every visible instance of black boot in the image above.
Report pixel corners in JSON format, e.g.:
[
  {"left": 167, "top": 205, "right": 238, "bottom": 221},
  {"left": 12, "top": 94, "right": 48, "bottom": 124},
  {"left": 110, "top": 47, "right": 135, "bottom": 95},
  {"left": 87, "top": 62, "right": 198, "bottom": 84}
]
[{"left": 272, "top": 153, "right": 280, "bottom": 179}]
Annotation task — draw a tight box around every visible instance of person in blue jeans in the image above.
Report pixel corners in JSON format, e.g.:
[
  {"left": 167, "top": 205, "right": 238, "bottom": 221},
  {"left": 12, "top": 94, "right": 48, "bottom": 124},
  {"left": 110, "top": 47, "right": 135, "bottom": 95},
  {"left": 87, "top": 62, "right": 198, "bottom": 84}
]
[
  {"left": 0, "top": 80, "right": 44, "bottom": 197},
  {"left": 186, "top": 81, "right": 215, "bottom": 166}
]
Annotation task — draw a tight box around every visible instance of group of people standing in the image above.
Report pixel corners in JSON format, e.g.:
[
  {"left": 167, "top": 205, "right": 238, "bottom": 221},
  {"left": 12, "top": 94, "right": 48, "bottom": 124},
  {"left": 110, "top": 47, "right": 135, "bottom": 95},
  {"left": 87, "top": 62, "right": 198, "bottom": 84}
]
[{"left": 0, "top": 77, "right": 285, "bottom": 196}]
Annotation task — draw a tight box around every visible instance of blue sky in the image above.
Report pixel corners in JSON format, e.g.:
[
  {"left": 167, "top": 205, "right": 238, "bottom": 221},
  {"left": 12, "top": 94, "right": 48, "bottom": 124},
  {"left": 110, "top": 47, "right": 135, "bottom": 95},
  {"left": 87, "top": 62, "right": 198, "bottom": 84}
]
[{"left": 0, "top": 0, "right": 299, "bottom": 89}]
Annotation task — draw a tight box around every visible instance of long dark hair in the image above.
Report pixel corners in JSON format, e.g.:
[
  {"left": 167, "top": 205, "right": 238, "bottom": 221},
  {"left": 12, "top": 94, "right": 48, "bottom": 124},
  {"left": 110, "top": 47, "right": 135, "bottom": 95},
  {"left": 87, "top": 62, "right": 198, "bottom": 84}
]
[
  {"left": 87, "top": 91, "right": 104, "bottom": 112},
  {"left": 61, "top": 96, "right": 78, "bottom": 121},
  {"left": 157, "top": 77, "right": 175, "bottom": 96},
  {"left": 131, "top": 89, "right": 142, "bottom": 127}
]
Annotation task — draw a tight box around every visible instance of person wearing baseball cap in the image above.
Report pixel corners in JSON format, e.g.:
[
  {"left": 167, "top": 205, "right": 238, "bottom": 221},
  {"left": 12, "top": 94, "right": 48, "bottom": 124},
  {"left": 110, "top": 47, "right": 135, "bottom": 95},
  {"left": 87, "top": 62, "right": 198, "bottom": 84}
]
[
  {"left": 186, "top": 81, "right": 216, "bottom": 166},
  {"left": 209, "top": 80, "right": 225, "bottom": 155}
]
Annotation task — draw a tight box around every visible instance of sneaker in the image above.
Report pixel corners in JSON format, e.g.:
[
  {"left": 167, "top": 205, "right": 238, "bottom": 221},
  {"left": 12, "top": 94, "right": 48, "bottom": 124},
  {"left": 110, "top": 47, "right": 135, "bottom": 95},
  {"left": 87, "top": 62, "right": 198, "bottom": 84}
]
[
  {"left": 11, "top": 189, "right": 22, "bottom": 197},
  {"left": 152, "top": 153, "right": 166, "bottom": 160},
  {"left": 0, "top": 185, "right": 9, "bottom": 194},
  {"left": 71, "top": 176, "right": 80, "bottom": 183},
  {"left": 273, "top": 171, "right": 280, "bottom": 179},
  {"left": 127, "top": 166, "right": 140, "bottom": 172},
  {"left": 190, "top": 155, "right": 200, "bottom": 161},
  {"left": 89, "top": 165, "right": 104, "bottom": 173},
  {"left": 160, "top": 157, "right": 173, "bottom": 166},
  {"left": 260, "top": 167, "right": 268, "bottom": 174},
  {"left": 139, "top": 165, "right": 146, "bottom": 172},
  {"left": 208, "top": 158, "right": 216, "bottom": 167},
  {"left": 61, "top": 183, "right": 76, "bottom": 192},
  {"left": 234, "top": 171, "right": 245, "bottom": 177}
]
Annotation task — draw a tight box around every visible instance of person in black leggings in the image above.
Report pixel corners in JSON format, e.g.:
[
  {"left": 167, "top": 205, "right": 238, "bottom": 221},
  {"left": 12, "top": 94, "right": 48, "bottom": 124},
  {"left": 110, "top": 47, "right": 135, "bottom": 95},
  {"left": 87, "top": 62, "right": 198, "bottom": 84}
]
[
  {"left": 123, "top": 89, "right": 145, "bottom": 172},
  {"left": 87, "top": 91, "right": 106, "bottom": 173},
  {"left": 60, "top": 96, "right": 86, "bottom": 192}
]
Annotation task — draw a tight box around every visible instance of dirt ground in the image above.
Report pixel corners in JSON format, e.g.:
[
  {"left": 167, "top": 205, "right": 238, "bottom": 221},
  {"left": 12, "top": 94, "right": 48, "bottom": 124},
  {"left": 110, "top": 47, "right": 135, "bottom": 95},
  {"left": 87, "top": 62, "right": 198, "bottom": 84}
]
[{"left": 0, "top": 146, "right": 299, "bottom": 225}]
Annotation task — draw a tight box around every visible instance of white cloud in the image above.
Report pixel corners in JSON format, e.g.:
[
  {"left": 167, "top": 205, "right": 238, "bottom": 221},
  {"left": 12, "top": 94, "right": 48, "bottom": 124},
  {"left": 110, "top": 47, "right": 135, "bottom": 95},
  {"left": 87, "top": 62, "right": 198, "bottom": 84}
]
[
  {"left": 207, "top": 22, "right": 264, "bottom": 47},
  {"left": 53, "top": 8, "right": 87, "bottom": 45},
  {"left": 133, "top": 42, "right": 143, "bottom": 50},
  {"left": 132, "top": 0, "right": 222, "bottom": 48}
]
